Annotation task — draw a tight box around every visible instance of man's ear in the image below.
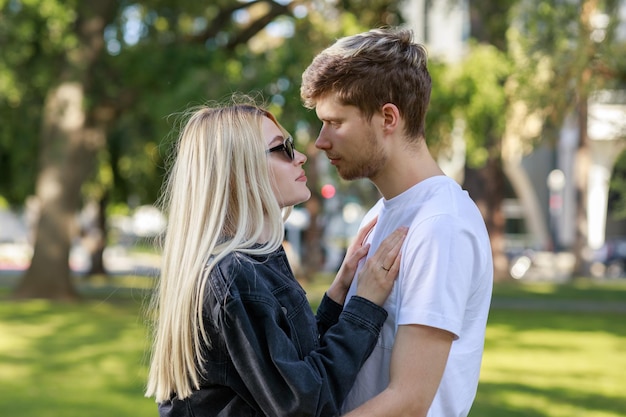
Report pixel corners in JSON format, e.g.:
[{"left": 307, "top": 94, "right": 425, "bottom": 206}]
[{"left": 381, "top": 103, "right": 401, "bottom": 133}]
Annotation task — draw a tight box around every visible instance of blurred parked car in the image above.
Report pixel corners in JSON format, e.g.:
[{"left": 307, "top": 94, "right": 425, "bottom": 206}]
[{"left": 591, "top": 239, "right": 626, "bottom": 278}]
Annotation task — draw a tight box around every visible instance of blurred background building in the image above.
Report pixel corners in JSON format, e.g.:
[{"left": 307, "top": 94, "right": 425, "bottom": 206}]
[{"left": 402, "top": 0, "right": 626, "bottom": 278}]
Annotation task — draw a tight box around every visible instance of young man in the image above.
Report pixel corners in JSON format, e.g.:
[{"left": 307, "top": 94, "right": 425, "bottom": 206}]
[{"left": 301, "top": 27, "right": 494, "bottom": 417}]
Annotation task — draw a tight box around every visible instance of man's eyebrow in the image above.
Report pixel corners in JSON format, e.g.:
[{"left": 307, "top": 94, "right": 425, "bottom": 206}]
[{"left": 318, "top": 114, "right": 341, "bottom": 122}]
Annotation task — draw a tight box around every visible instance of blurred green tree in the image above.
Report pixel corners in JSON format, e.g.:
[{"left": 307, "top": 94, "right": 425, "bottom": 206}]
[
  {"left": 0, "top": 0, "right": 401, "bottom": 299},
  {"left": 420, "top": 0, "right": 517, "bottom": 280},
  {"left": 509, "top": 0, "right": 626, "bottom": 273},
  {"left": 2, "top": 0, "right": 303, "bottom": 299},
  {"left": 428, "top": 0, "right": 626, "bottom": 279}
]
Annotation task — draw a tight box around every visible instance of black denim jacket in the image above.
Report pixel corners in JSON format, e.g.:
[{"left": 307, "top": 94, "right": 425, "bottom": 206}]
[{"left": 158, "top": 246, "right": 387, "bottom": 417}]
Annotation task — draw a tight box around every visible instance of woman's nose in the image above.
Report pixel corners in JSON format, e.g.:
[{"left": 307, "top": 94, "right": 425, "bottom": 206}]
[{"left": 295, "top": 149, "right": 307, "bottom": 165}]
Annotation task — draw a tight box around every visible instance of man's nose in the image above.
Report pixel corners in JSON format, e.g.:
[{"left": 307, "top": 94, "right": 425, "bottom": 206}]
[{"left": 314, "top": 127, "right": 330, "bottom": 150}]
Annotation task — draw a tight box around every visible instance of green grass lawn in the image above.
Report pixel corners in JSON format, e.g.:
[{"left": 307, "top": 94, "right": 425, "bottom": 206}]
[
  {"left": 472, "top": 278, "right": 626, "bottom": 417},
  {"left": 0, "top": 278, "right": 156, "bottom": 417},
  {"left": 0, "top": 276, "right": 625, "bottom": 417},
  {"left": 473, "top": 308, "right": 626, "bottom": 416}
]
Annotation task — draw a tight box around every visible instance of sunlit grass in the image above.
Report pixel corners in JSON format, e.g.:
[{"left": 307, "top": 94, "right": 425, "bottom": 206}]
[
  {"left": 0, "top": 277, "right": 625, "bottom": 416},
  {"left": 472, "top": 308, "right": 626, "bottom": 417},
  {"left": 0, "top": 295, "right": 156, "bottom": 417}
]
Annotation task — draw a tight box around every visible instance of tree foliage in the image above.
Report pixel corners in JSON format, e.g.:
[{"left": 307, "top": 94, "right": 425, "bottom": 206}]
[
  {"left": 509, "top": 0, "right": 626, "bottom": 127},
  {"left": 0, "top": 0, "right": 77, "bottom": 204},
  {"left": 0, "top": 0, "right": 401, "bottom": 298}
]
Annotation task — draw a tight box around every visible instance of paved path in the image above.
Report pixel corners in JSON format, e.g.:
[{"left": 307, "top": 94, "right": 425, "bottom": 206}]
[{"left": 0, "top": 243, "right": 160, "bottom": 277}]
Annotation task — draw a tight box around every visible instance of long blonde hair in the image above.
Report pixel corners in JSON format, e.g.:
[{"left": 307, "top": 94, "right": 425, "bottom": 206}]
[{"left": 146, "top": 102, "right": 290, "bottom": 402}]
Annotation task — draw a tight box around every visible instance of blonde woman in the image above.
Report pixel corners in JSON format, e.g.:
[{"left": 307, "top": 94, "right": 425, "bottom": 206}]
[{"left": 145, "top": 101, "right": 407, "bottom": 417}]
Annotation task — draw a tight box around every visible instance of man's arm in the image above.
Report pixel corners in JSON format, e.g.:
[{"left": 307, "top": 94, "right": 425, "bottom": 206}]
[{"left": 343, "top": 324, "right": 454, "bottom": 417}]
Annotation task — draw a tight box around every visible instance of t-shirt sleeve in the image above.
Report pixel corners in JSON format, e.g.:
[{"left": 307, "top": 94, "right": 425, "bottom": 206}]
[{"left": 397, "top": 215, "right": 476, "bottom": 338}]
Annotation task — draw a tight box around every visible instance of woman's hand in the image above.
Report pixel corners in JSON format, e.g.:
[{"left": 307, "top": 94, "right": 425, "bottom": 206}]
[
  {"left": 356, "top": 226, "right": 408, "bottom": 306},
  {"left": 327, "top": 217, "right": 378, "bottom": 305}
]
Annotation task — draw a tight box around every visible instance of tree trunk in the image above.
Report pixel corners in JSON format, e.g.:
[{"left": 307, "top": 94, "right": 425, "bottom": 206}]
[
  {"left": 88, "top": 194, "right": 108, "bottom": 276},
  {"left": 14, "top": 84, "right": 100, "bottom": 299},
  {"left": 464, "top": 155, "right": 508, "bottom": 281},
  {"left": 301, "top": 148, "right": 325, "bottom": 280},
  {"left": 573, "top": 100, "right": 590, "bottom": 276},
  {"left": 13, "top": 0, "right": 116, "bottom": 299},
  {"left": 571, "top": 0, "right": 596, "bottom": 276},
  {"left": 485, "top": 157, "right": 508, "bottom": 281}
]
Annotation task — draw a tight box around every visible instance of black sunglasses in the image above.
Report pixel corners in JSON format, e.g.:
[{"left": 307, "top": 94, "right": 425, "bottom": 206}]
[{"left": 266, "top": 135, "right": 295, "bottom": 162}]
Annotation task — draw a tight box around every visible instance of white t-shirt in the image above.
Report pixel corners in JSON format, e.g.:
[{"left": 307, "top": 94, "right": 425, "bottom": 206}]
[{"left": 341, "top": 176, "right": 493, "bottom": 417}]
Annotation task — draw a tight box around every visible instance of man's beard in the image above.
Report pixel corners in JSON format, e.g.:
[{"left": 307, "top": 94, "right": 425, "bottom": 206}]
[{"left": 336, "top": 130, "right": 386, "bottom": 181}]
